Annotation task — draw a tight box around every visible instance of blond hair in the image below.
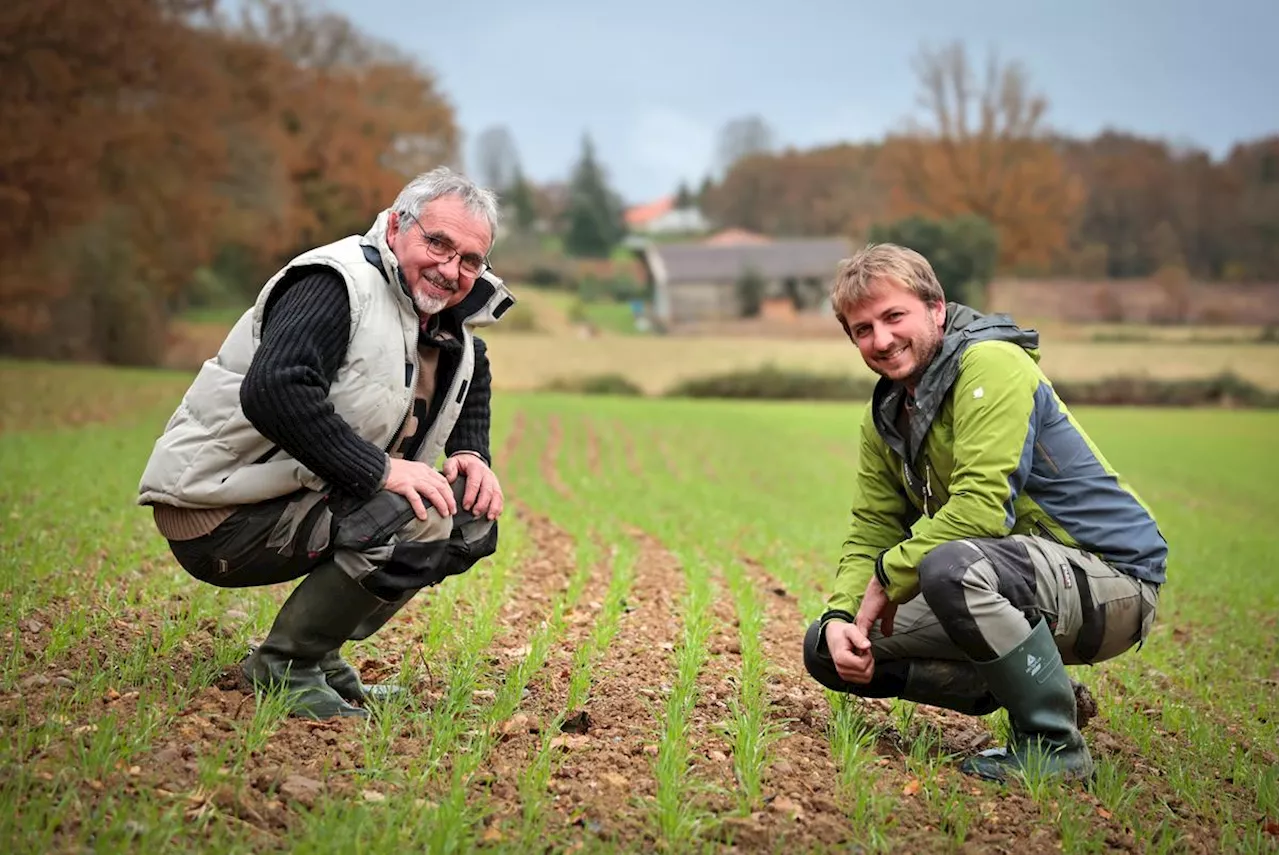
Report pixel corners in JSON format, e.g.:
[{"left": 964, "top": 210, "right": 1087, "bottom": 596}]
[{"left": 830, "top": 243, "right": 945, "bottom": 316}]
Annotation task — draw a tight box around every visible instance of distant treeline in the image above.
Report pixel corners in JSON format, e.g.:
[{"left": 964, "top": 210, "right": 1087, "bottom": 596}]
[
  {"left": 702, "top": 133, "right": 1277, "bottom": 285},
  {"left": 699, "top": 43, "right": 1275, "bottom": 286},
  {"left": 2, "top": 8, "right": 1274, "bottom": 365}
]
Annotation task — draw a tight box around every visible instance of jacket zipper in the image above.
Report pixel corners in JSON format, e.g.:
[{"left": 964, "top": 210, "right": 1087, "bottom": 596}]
[
  {"left": 904, "top": 457, "right": 936, "bottom": 518},
  {"left": 922, "top": 457, "right": 934, "bottom": 517}
]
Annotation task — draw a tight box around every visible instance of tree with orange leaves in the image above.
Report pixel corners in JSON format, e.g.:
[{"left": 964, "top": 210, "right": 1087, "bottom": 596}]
[
  {"left": 0, "top": 0, "right": 459, "bottom": 364},
  {"left": 881, "top": 43, "right": 1083, "bottom": 271},
  {"left": 0, "top": 0, "right": 233, "bottom": 363}
]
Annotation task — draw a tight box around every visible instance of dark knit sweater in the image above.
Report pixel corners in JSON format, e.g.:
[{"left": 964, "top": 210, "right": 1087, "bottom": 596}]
[{"left": 239, "top": 267, "right": 493, "bottom": 500}]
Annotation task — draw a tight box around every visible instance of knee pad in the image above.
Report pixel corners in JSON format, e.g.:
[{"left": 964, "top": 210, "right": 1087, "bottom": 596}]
[
  {"left": 333, "top": 491, "right": 420, "bottom": 551},
  {"left": 918, "top": 540, "right": 987, "bottom": 603}
]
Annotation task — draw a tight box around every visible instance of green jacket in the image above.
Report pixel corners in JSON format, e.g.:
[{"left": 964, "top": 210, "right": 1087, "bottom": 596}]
[{"left": 826, "top": 304, "right": 1167, "bottom": 617}]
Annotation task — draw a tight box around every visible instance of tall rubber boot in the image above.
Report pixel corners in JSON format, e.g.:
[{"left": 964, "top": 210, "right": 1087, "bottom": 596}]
[
  {"left": 960, "top": 619, "right": 1094, "bottom": 782},
  {"left": 900, "top": 660, "right": 1000, "bottom": 716},
  {"left": 320, "top": 589, "right": 418, "bottom": 703},
  {"left": 241, "top": 562, "right": 387, "bottom": 719}
]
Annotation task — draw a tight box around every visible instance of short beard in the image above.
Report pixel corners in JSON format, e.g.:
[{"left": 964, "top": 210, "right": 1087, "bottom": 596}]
[
  {"left": 413, "top": 291, "right": 448, "bottom": 316},
  {"left": 902, "top": 330, "right": 945, "bottom": 388},
  {"left": 412, "top": 271, "right": 456, "bottom": 317}
]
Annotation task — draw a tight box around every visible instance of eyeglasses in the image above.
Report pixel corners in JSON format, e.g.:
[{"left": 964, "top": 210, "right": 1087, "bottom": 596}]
[{"left": 403, "top": 212, "right": 489, "bottom": 278}]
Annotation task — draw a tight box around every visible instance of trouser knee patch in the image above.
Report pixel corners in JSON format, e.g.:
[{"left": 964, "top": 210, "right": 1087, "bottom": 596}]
[{"left": 333, "top": 492, "right": 417, "bottom": 551}]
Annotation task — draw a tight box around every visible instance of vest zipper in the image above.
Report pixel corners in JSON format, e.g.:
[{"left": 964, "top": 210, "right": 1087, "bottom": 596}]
[{"left": 389, "top": 357, "right": 418, "bottom": 453}]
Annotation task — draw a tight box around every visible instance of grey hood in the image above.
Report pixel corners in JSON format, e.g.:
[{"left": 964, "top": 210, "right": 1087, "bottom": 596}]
[{"left": 871, "top": 302, "right": 1040, "bottom": 464}]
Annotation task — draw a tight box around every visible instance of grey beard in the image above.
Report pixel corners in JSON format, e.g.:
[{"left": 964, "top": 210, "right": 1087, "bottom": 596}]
[{"left": 414, "top": 291, "right": 448, "bottom": 316}]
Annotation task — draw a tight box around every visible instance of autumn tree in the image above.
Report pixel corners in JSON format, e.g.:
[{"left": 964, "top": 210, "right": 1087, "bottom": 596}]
[
  {"left": 1057, "top": 131, "right": 1277, "bottom": 281},
  {"left": 883, "top": 43, "right": 1082, "bottom": 270},
  {"left": 0, "top": 0, "right": 460, "bottom": 364},
  {"left": 702, "top": 143, "right": 886, "bottom": 237},
  {"left": 1219, "top": 136, "right": 1278, "bottom": 280},
  {"left": 233, "top": 0, "right": 458, "bottom": 252},
  {"left": 0, "top": 0, "right": 232, "bottom": 363}
]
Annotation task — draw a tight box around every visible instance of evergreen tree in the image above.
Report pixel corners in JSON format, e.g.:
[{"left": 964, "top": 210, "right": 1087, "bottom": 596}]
[
  {"left": 563, "top": 135, "right": 625, "bottom": 258},
  {"left": 697, "top": 174, "right": 715, "bottom": 213},
  {"left": 507, "top": 167, "right": 537, "bottom": 232},
  {"left": 674, "top": 181, "right": 693, "bottom": 209}
]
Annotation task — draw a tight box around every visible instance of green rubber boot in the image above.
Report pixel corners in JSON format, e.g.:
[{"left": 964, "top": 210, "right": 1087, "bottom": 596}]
[
  {"left": 241, "top": 563, "right": 386, "bottom": 719},
  {"left": 901, "top": 659, "right": 1000, "bottom": 716},
  {"left": 961, "top": 620, "right": 1094, "bottom": 782},
  {"left": 319, "top": 589, "right": 417, "bottom": 703}
]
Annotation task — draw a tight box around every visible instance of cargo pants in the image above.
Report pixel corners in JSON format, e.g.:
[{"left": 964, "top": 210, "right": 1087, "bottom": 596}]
[
  {"left": 804, "top": 535, "right": 1160, "bottom": 695},
  {"left": 167, "top": 477, "right": 498, "bottom": 599}
]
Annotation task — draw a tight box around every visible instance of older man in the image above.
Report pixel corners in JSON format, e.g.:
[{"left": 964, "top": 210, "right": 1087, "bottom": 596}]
[
  {"left": 804, "top": 243, "right": 1166, "bottom": 781},
  {"left": 139, "top": 167, "right": 514, "bottom": 719}
]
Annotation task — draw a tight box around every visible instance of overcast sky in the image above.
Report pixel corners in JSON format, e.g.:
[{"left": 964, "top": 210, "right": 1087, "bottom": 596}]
[{"left": 323, "top": 0, "right": 1278, "bottom": 205}]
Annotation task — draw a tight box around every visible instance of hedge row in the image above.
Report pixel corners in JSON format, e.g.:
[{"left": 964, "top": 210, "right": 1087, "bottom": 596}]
[{"left": 541, "top": 366, "right": 1277, "bottom": 408}]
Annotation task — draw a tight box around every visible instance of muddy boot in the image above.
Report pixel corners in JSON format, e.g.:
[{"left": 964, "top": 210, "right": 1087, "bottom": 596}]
[
  {"left": 901, "top": 659, "right": 1000, "bottom": 716},
  {"left": 241, "top": 563, "right": 386, "bottom": 719},
  {"left": 960, "top": 620, "right": 1093, "bottom": 783},
  {"left": 320, "top": 590, "right": 418, "bottom": 703}
]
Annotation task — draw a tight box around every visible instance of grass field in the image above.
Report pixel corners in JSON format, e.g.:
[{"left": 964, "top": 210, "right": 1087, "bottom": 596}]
[{"left": 1, "top": 361, "right": 1277, "bottom": 853}]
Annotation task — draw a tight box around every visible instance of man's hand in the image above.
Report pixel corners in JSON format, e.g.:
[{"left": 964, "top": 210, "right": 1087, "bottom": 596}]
[
  {"left": 855, "top": 577, "right": 898, "bottom": 639},
  {"left": 383, "top": 458, "right": 457, "bottom": 521},
  {"left": 442, "top": 454, "right": 504, "bottom": 521},
  {"left": 825, "top": 619, "right": 875, "bottom": 684}
]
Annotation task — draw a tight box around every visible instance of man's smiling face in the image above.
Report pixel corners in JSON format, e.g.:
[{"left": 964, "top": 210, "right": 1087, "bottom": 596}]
[
  {"left": 387, "top": 195, "right": 492, "bottom": 318},
  {"left": 840, "top": 278, "right": 946, "bottom": 391}
]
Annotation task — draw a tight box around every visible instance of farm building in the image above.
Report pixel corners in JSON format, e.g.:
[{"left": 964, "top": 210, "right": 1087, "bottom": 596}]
[{"left": 635, "top": 237, "right": 852, "bottom": 328}]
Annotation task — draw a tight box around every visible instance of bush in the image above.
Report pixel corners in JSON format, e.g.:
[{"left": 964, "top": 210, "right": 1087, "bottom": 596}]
[
  {"left": 492, "top": 232, "right": 578, "bottom": 291},
  {"left": 661, "top": 366, "right": 1276, "bottom": 409},
  {"left": 542, "top": 373, "right": 644, "bottom": 396},
  {"left": 528, "top": 265, "right": 571, "bottom": 288},
  {"left": 577, "top": 273, "right": 646, "bottom": 303},
  {"left": 735, "top": 268, "right": 766, "bottom": 317},
  {"left": 1052, "top": 373, "right": 1277, "bottom": 409},
  {"left": 498, "top": 302, "right": 542, "bottom": 333},
  {"left": 666, "top": 365, "right": 877, "bottom": 401},
  {"left": 866, "top": 214, "right": 998, "bottom": 309}
]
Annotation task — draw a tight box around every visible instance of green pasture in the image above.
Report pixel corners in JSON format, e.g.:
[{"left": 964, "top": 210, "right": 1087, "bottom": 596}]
[{"left": 0, "top": 361, "right": 1275, "bottom": 853}]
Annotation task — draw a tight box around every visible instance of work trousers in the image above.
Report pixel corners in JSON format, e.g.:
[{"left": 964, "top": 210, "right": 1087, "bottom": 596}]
[
  {"left": 167, "top": 477, "right": 498, "bottom": 599},
  {"left": 804, "top": 535, "right": 1159, "bottom": 694}
]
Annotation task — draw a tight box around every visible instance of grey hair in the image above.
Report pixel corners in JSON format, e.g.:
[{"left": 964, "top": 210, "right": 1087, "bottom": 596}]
[{"left": 390, "top": 166, "right": 500, "bottom": 247}]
